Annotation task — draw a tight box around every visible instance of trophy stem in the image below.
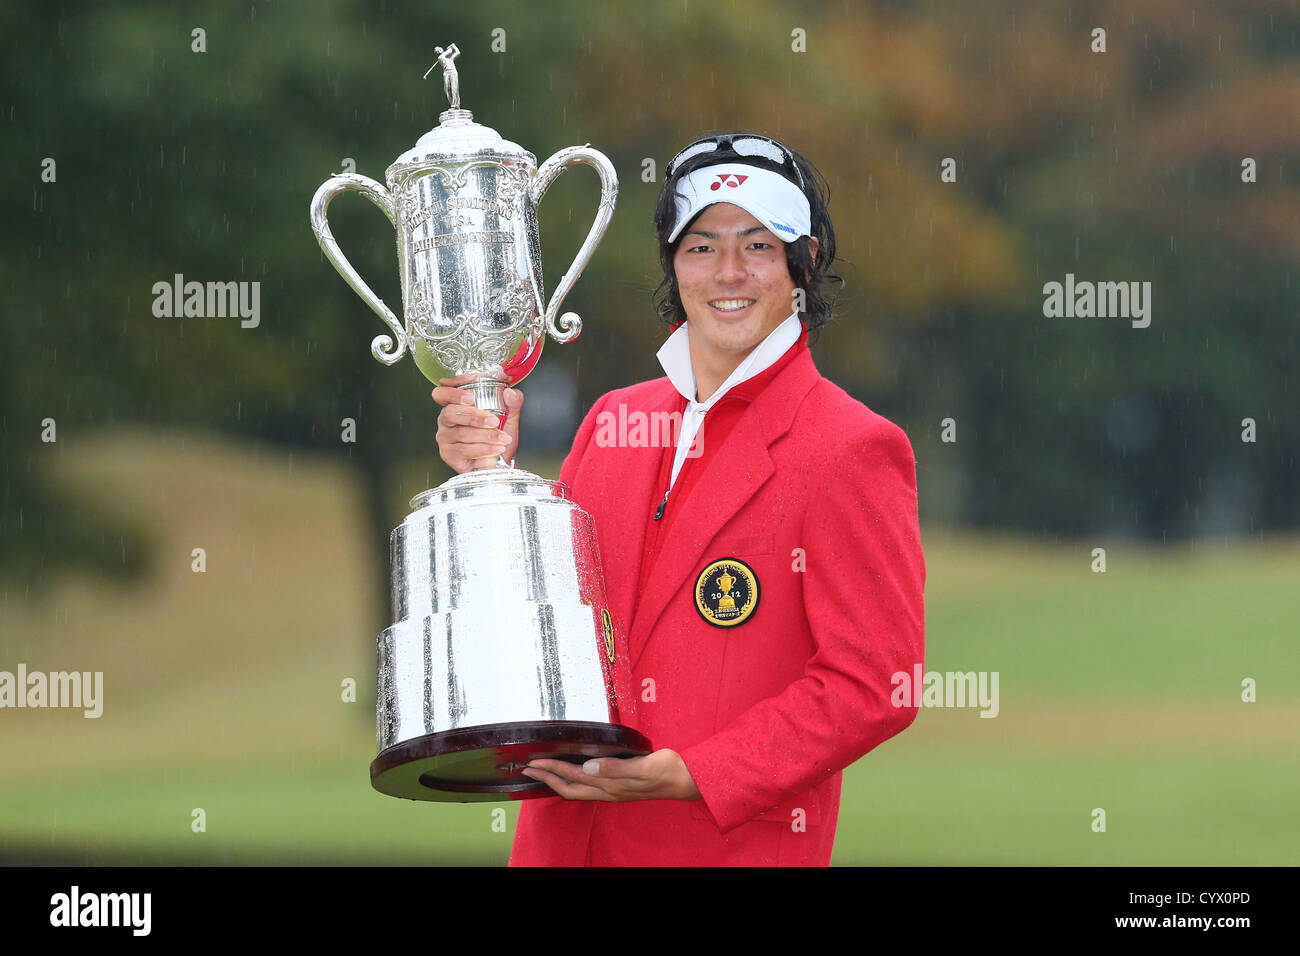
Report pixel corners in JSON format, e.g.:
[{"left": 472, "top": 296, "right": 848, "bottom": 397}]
[{"left": 466, "top": 376, "right": 512, "bottom": 469}]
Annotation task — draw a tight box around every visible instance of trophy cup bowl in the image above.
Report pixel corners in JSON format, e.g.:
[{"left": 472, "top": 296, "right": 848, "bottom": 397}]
[{"left": 309, "top": 46, "right": 650, "bottom": 800}]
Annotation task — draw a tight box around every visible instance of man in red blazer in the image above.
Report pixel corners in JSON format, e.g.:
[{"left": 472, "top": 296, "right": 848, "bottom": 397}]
[{"left": 433, "top": 133, "right": 925, "bottom": 865}]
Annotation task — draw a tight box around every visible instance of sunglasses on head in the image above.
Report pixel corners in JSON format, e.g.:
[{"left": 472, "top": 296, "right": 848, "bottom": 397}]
[{"left": 665, "top": 133, "right": 806, "bottom": 190}]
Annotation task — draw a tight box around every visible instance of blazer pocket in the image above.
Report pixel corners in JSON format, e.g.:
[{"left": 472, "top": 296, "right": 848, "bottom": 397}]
[
  {"left": 708, "top": 531, "right": 775, "bottom": 557},
  {"left": 690, "top": 788, "right": 822, "bottom": 827}
]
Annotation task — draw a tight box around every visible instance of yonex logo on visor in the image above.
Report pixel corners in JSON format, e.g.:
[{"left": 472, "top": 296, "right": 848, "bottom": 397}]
[{"left": 711, "top": 173, "right": 748, "bottom": 190}]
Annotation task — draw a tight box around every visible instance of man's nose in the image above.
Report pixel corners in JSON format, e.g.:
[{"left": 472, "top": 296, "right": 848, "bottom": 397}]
[{"left": 713, "top": 247, "right": 748, "bottom": 283}]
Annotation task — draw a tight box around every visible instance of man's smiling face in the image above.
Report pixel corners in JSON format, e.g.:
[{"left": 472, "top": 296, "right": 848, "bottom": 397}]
[{"left": 671, "top": 202, "right": 817, "bottom": 375}]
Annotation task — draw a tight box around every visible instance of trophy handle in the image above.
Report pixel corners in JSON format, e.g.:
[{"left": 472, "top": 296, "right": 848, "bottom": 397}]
[
  {"left": 530, "top": 145, "right": 618, "bottom": 344},
  {"left": 310, "top": 173, "right": 408, "bottom": 365}
]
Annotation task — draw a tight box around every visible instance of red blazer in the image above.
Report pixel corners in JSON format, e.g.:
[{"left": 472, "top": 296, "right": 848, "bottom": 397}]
[{"left": 509, "top": 339, "right": 925, "bottom": 866}]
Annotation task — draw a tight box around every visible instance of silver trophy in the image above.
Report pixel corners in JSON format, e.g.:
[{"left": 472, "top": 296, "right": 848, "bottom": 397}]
[{"left": 310, "top": 44, "right": 649, "bottom": 801}]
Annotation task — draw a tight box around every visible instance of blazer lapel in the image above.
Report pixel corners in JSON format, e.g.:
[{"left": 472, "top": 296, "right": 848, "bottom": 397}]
[
  {"left": 628, "top": 349, "right": 822, "bottom": 670},
  {"left": 589, "top": 381, "right": 681, "bottom": 643}
]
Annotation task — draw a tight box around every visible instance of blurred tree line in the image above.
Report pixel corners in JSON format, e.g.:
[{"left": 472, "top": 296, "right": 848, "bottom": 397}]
[{"left": 3, "top": 0, "right": 1297, "bottom": 612}]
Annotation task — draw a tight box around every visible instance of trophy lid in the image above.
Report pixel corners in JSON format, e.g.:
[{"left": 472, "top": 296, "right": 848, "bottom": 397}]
[
  {"left": 392, "top": 44, "right": 536, "bottom": 168},
  {"left": 393, "top": 109, "right": 535, "bottom": 167}
]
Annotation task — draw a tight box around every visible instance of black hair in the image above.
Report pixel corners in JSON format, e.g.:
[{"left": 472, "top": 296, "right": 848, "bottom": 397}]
[{"left": 651, "top": 131, "right": 842, "bottom": 344}]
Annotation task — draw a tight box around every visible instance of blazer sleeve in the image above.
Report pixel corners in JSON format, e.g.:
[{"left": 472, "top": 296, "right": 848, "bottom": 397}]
[{"left": 678, "top": 419, "right": 926, "bottom": 833}]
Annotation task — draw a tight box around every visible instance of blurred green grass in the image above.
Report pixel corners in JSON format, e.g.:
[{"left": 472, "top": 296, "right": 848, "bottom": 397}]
[{"left": 1, "top": 428, "right": 1296, "bottom": 864}]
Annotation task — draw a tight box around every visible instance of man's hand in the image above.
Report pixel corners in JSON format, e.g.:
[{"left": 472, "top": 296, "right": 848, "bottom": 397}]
[
  {"left": 521, "top": 748, "right": 703, "bottom": 803},
  {"left": 431, "top": 373, "right": 523, "bottom": 473}
]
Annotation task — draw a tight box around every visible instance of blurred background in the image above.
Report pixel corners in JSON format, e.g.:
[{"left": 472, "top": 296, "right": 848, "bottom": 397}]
[{"left": 1, "top": 0, "right": 1296, "bottom": 864}]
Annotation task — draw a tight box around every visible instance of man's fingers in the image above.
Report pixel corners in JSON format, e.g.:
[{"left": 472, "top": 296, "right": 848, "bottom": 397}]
[
  {"left": 527, "top": 756, "right": 646, "bottom": 787},
  {"left": 431, "top": 385, "right": 476, "bottom": 408},
  {"left": 450, "top": 441, "right": 509, "bottom": 460},
  {"left": 526, "top": 758, "right": 590, "bottom": 779},
  {"left": 436, "top": 373, "right": 482, "bottom": 387},
  {"left": 521, "top": 768, "right": 604, "bottom": 801},
  {"left": 522, "top": 763, "right": 612, "bottom": 801},
  {"left": 572, "top": 755, "right": 647, "bottom": 779},
  {"left": 434, "top": 371, "right": 499, "bottom": 402},
  {"left": 502, "top": 388, "right": 524, "bottom": 434},
  {"left": 437, "top": 423, "right": 512, "bottom": 448},
  {"left": 439, "top": 405, "right": 502, "bottom": 428}
]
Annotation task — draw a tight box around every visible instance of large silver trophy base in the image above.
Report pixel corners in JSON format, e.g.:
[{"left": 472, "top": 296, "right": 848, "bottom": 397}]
[{"left": 372, "top": 465, "right": 649, "bottom": 801}]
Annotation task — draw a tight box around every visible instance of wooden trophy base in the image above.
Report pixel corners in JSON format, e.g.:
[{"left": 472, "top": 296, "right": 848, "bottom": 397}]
[{"left": 370, "top": 720, "right": 652, "bottom": 802}]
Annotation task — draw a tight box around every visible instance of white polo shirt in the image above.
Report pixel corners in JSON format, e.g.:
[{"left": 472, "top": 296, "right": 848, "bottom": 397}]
[{"left": 655, "top": 310, "right": 802, "bottom": 490}]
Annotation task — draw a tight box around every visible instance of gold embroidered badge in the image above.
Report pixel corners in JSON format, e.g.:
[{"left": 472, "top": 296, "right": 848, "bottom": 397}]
[{"left": 694, "top": 558, "right": 760, "bottom": 627}]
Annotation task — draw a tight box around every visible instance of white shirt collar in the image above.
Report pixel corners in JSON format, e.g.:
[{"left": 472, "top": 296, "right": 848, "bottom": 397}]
[{"left": 656, "top": 311, "right": 802, "bottom": 410}]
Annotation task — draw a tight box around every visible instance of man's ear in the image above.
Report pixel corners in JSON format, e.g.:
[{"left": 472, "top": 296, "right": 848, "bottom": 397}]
[{"left": 808, "top": 236, "right": 820, "bottom": 265}]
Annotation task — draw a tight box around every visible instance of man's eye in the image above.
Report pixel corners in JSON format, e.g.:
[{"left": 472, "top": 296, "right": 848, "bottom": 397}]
[
  {"left": 687, "top": 245, "right": 711, "bottom": 253},
  {"left": 750, "top": 242, "right": 772, "bottom": 250}
]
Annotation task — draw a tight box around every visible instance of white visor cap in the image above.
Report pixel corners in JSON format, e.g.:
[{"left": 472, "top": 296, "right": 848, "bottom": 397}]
[{"left": 668, "top": 162, "right": 812, "bottom": 245}]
